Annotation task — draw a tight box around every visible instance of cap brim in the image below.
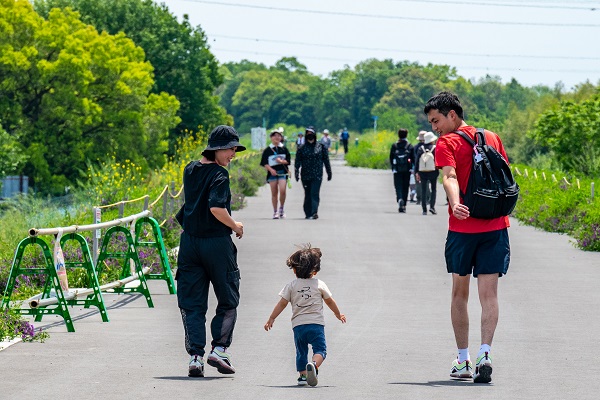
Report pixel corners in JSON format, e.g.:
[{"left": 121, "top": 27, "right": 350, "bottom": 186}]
[{"left": 205, "top": 140, "right": 246, "bottom": 152}]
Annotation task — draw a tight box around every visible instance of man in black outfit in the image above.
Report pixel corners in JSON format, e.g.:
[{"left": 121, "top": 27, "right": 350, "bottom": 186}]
[
  {"left": 295, "top": 126, "right": 332, "bottom": 219},
  {"left": 389, "top": 128, "right": 414, "bottom": 213},
  {"left": 176, "top": 125, "right": 245, "bottom": 378}
]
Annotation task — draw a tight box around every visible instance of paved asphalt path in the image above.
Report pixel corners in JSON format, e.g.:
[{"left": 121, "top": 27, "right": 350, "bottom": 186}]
[{"left": 1, "top": 155, "right": 600, "bottom": 399}]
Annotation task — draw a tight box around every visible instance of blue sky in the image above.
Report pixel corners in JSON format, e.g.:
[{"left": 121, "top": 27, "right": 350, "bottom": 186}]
[{"left": 162, "top": 0, "right": 600, "bottom": 90}]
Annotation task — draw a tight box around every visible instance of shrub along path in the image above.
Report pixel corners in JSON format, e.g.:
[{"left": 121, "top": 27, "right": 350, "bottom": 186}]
[{"left": 1, "top": 156, "right": 599, "bottom": 399}]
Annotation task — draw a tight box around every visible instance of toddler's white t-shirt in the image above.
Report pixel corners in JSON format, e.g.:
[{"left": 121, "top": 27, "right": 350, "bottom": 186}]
[{"left": 279, "top": 278, "right": 332, "bottom": 328}]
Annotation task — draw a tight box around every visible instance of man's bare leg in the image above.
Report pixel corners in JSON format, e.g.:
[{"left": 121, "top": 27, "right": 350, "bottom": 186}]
[
  {"left": 474, "top": 273, "right": 498, "bottom": 383},
  {"left": 477, "top": 273, "right": 499, "bottom": 346},
  {"left": 451, "top": 273, "right": 471, "bottom": 350}
]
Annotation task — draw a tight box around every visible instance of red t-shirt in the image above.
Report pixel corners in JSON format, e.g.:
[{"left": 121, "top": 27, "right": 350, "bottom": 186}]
[{"left": 435, "top": 126, "right": 510, "bottom": 233}]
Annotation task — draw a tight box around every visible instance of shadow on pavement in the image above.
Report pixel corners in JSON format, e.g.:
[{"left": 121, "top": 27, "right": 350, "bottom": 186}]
[
  {"left": 390, "top": 380, "right": 489, "bottom": 387},
  {"left": 258, "top": 385, "right": 335, "bottom": 389},
  {"left": 154, "top": 376, "right": 234, "bottom": 381},
  {"left": 32, "top": 294, "right": 143, "bottom": 331}
]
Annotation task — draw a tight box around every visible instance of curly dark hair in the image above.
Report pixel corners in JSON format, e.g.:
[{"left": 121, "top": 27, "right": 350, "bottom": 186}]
[{"left": 286, "top": 244, "right": 322, "bottom": 279}]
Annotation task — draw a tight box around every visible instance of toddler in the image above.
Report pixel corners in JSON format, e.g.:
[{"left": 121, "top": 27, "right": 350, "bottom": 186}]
[{"left": 264, "top": 245, "right": 346, "bottom": 386}]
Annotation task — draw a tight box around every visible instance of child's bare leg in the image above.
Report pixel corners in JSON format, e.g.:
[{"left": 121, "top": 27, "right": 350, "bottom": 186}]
[
  {"left": 312, "top": 353, "right": 324, "bottom": 368},
  {"left": 299, "top": 354, "right": 323, "bottom": 375}
]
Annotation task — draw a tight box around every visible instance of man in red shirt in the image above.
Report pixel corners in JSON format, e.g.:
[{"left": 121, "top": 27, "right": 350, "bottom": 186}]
[{"left": 424, "top": 91, "right": 510, "bottom": 384}]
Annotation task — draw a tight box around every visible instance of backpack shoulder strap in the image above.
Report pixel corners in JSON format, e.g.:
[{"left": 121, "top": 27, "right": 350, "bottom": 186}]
[
  {"left": 454, "top": 130, "right": 475, "bottom": 147},
  {"left": 475, "top": 128, "right": 487, "bottom": 146}
]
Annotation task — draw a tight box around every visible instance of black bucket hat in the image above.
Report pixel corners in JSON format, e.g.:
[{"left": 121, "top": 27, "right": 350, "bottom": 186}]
[{"left": 204, "top": 125, "right": 246, "bottom": 152}]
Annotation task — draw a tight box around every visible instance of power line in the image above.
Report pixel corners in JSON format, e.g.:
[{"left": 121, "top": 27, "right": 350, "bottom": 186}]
[
  {"left": 177, "top": 0, "right": 600, "bottom": 27},
  {"left": 213, "top": 47, "right": 600, "bottom": 74},
  {"left": 211, "top": 34, "right": 600, "bottom": 61},
  {"left": 384, "top": 0, "right": 599, "bottom": 11}
]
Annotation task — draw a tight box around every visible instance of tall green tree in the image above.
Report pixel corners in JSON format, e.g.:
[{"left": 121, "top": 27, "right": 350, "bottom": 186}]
[
  {"left": 320, "top": 68, "right": 355, "bottom": 131},
  {"left": 0, "top": 0, "right": 179, "bottom": 194},
  {"left": 218, "top": 61, "right": 267, "bottom": 115},
  {"left": 34, "top": 0, "right": 227, "bottom": 143},
  {"left": 351, "top": 59, "right": 396, "bottom": 131},
  {"left": 533, "top": 91, "right": 600, "bottom": 176},
  {"left": 0, "top": 123, "right": 27, "bottom": 177}
]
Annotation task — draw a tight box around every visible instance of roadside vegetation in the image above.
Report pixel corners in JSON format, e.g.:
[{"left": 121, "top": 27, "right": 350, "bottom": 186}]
[
  {"left": 0, "top": 131, "right": 264, "bottom": 341},
  {"left": 1, "top": 0, "right": 599, "bottom": 341}
]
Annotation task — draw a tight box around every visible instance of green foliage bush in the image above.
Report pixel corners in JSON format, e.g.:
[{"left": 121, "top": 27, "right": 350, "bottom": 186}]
[
  {"left": 512, "top": 164, "right": 600, "bottom": 250},
  {"left": 344, "top": 130, "right": 400, "bottom": 170},
  {"left": 533, "top": 92, "right": 600, "bottom": 177}
]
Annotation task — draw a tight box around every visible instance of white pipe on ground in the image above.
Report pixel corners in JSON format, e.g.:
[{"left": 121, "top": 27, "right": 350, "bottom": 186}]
[
  {"left": 29, "top": 210, "right": 151, "bottom": 237},
  {"left": 28, "top": 267, "right": 151, "bottom": 308}
]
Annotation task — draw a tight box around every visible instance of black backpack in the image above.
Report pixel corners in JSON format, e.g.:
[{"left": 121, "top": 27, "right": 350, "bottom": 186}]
[
  {"left": 454, "top": 129, "right": 519, "bottom": 219},
  {"left": 393, "top": 142, "right": 411, "bottom": 172}
]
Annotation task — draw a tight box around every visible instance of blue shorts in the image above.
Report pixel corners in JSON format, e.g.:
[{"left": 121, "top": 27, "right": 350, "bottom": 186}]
[
  {"left": 445, "top": 229, "right": 510, "bottom": 277},
  {"left": 267, "top": 174, "right": 287, "bottom": 182},
  {"left": 292, "top": 324, "right": 327, "bottom": 371}
]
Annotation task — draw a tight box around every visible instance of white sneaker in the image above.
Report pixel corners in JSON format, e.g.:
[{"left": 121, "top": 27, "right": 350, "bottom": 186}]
[
  {"left": 207, "top": 347, "right": 236, "bottom": 374},
  {"left": 450, "top": 358, "right": 473, "bottom": 379},
  {"left": 188, "top": 355, "right": 204, "bottom": 377},
  {"left": 473, "top": 352, "right": 493, "bottom": 383}
]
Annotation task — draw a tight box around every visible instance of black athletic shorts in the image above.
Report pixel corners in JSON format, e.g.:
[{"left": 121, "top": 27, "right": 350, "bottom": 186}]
[{"left": 445, "top": 229, "right": 510, "bottom": 277}]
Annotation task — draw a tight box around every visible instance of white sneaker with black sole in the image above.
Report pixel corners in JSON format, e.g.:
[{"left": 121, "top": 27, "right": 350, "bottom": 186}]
[
  {"left": 473, "top": 352, "right": 493, "bottom": 383},
  {"left": 188, "top": 355, "right": 204, "bottom": 377},
  {"left": 207, "top": 347, "right": 236, "bottom": 374}
]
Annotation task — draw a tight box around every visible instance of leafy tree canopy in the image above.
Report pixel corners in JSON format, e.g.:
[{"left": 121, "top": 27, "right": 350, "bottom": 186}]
[
  {"left": 0, "top": 0, "right": 179, "bottom": 194},
  {"left": 34, "top": 0, "right": 228, "bottom": 144}
]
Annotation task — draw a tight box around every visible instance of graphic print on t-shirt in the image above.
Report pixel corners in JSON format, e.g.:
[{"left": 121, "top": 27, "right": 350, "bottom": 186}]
[
  {"left": 268, "top": 153, "right": 286, "bottom": 166},
  {"left": 296, "top": 286, "right": 314, "bottom": 308}
]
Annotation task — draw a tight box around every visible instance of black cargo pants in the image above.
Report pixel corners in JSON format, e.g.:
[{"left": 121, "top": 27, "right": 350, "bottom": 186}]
[{"left": 176, "top": 232, "right": 240, "bottom": 356}]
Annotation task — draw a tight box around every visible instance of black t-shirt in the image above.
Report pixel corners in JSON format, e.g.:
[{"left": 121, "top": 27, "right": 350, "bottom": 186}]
[
  {"left": 260, "top": 145, "right": 291, "bottom": 180},
  {"left": 180, "top": 161, "right": 232, "bottom": 238}
]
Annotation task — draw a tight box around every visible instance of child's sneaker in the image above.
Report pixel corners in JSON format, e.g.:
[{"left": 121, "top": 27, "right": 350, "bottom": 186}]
[
  {"left": 272, "top": 211, "right": 279, "bottom": 219},
  {"left": 306, "top": 361, "right": 318, "bottom": 387},
  {"left": 207, "top": 347, "right": 236, "bottom": 374},
  {"left": 188, "top": 355, "right": 204, "bottom": 377},
  {"left": 450, "top": 358, "right": 473, "bottom": 379},
  {"left": 279, "top": 207, "right": 286, "bottom": 219},
  {"left": 297, "top": 374, "right": 307, "bottom": 386},
  {"left": 473, "top": 352, "right": 493, "bottom": 383}
]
